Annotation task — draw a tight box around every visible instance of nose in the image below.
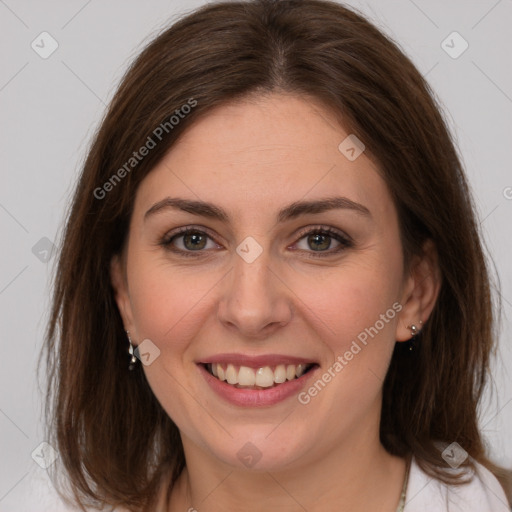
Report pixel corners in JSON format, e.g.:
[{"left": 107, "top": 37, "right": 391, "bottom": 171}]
[{"left": 217, "top": 246, "right": 293, "bottom": 339}]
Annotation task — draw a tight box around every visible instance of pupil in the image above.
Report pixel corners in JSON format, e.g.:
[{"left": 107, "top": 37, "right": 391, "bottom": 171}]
[
  {"left": 308, "top": 233, "right": 330, "bottom": 251},
  {"left": 184, "top": 232, "right": 206, "bottom": 250}
]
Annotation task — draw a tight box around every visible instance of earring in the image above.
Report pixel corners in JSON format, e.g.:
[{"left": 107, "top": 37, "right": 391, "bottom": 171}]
[
  {"left": 406, "top": 320, "right": 423, "bottom": 351},
  {"left": 126, "top": 330, "right": 138, "bottom": 370}
]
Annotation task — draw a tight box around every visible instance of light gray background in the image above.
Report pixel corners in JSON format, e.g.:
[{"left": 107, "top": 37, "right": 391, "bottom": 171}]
[{"left": 0, "top": 0, "right": 511, "bottom": 510}]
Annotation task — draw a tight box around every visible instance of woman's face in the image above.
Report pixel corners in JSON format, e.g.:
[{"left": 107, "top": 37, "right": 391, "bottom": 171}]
[{"left": 111, "top": 93, "right": 425, "bottom": 471}]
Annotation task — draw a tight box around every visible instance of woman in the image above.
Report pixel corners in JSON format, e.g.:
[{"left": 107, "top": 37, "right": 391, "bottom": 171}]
[{"left": 41, "top": 0, "right": 512, "bottom": 511}]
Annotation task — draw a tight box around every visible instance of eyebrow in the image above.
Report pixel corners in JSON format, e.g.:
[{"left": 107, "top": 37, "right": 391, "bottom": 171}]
[{"left": 144, "top": 196, "right": 371, "bottom": 223}]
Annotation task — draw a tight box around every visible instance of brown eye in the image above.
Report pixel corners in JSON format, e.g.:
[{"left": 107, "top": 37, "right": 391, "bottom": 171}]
[
  {"left": 293, "top": 227, "right": 353, "bottom": 258},
  {"left": 181, "top": 231, "right": 207, "bottom": 250},
  {"left": 306, "top": 232, "right": 332, "bottom": 251},
  {"left": 161, "top": 228, "right": 219, "bottom": 255}
]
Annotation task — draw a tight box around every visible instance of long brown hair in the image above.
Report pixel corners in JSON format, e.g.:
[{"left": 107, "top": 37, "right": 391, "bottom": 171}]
[{"left": 40, "top": 0, "right": 511, "bottom": 510}]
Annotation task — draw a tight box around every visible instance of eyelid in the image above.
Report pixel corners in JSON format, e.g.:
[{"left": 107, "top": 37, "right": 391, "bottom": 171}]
[
  {"left": 292, "top": 224, "right": 353, "bottom": 244},
  {"left": 161, "top": 224, "right": 220, "bottom": 241}
]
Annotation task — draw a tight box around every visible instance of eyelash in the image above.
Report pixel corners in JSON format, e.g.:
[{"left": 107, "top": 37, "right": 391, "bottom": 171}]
[{"left": 159, "top": 225, "right": 353, "bottom": 259}]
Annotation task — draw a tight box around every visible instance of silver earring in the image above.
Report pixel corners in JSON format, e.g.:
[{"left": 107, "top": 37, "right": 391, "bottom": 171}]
[
  {"left": 406, "top": 320, "right": 423, "bottom": 351},
  {"left": 408, "top": 319, "right": 423, "bottom": 336},
  {"left": 127, "top": 331, "right": 138, "bottom": 370}
]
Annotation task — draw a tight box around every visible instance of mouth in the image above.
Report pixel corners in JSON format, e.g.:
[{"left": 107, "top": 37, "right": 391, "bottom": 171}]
[{"left": 199, "top": 361, "right": 318, "bottom": 390}]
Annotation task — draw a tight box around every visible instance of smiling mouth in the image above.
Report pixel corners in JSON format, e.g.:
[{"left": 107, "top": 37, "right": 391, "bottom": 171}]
[{"left": 202, "top": 362, "right": 318, "bottom": 390}]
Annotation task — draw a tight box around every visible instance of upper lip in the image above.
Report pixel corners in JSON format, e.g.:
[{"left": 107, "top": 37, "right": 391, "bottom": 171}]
[{"left": 197, "top": 353, "right": 318, "bottom": 368}]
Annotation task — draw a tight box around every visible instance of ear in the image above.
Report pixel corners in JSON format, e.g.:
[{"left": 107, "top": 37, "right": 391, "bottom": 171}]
[
  {"left": 395, "top": 239, "right": 441, "bottom": 342},
  {"left": 110, "top": 253, "right": 137, "bottom": 342}
]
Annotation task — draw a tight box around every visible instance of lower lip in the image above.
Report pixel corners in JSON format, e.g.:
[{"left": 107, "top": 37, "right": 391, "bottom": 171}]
[{"left": 197, "top": 363, "right": 319, "bottom": 407}]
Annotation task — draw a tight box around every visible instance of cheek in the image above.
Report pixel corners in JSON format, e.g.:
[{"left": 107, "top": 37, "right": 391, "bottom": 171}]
[
  {"left": 295, "top": 255, "right": 404, "bottom": 396},
  {"left": 125, "top": 259, "right": 214, "bottom": 425},
  {"left": 294, "top": 263, "right": 403, "bottom": 423},
  {"left": 127, "top": 258, "right": 220, "bottom": 353},
  {"left": 301, "top": 257, "right": 402, "bottom": 339}
]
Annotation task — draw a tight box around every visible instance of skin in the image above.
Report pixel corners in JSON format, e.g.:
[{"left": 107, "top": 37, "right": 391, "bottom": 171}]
[{"left": 110, "top": 92, "right": 440, "bottom": 512}]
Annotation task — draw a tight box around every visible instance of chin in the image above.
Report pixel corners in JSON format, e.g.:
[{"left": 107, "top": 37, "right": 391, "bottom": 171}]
[{"left": 203, "top": 429, "right": 315, "bottom": 472}]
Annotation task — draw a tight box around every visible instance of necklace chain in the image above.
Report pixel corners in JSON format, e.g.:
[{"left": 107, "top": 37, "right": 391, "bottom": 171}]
[{"left": 395, "top": 457, "right": 411, "bottom": 512}]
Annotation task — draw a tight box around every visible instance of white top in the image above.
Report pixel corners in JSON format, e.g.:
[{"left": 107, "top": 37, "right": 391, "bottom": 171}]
[
  {"left": 5, "top": 454, "right": 509, "bottom": 511},
  {"left": 404, "top": 456, "right": 510, "bottom": 511}
]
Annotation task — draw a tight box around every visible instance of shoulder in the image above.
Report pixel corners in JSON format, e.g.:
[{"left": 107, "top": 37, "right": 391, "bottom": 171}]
[{"left": 404, "top": 456, "right": 511, "bottom": 512}]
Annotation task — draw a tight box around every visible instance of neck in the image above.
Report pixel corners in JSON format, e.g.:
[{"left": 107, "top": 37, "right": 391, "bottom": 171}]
[{"left": 167, "top": 429, "right": 407, "bottom": 511}]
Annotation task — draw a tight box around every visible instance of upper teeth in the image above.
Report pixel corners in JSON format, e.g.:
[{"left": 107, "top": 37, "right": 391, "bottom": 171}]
[{"left": 210, "top": 363, "right": 309, "bottom": 387}]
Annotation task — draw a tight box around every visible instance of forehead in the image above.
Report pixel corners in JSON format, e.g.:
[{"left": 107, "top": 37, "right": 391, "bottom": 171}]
[{"left": 133, "top": 93, "right": 394, "bottom": 225}]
